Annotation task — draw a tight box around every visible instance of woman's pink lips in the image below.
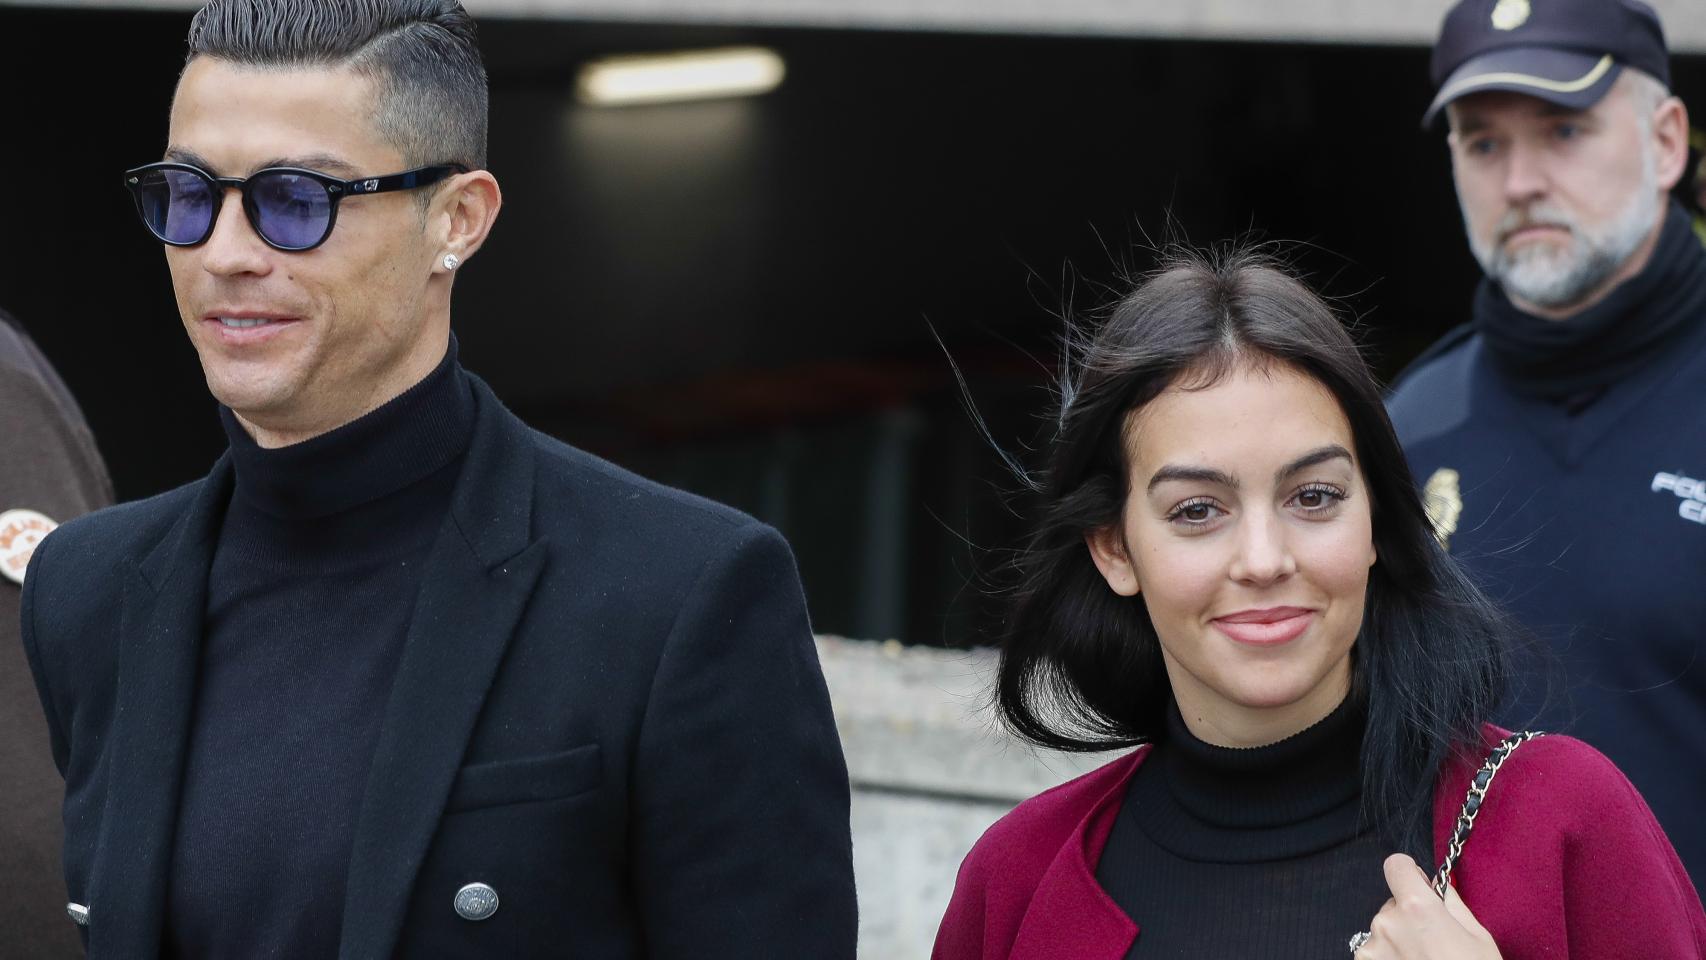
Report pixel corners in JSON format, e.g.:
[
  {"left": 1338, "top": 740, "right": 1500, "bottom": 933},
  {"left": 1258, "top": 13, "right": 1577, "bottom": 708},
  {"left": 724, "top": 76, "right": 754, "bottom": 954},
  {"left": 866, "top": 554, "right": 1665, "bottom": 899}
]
[{"left": 1211, "top": 607, "right": 1315, "bottom": 646}]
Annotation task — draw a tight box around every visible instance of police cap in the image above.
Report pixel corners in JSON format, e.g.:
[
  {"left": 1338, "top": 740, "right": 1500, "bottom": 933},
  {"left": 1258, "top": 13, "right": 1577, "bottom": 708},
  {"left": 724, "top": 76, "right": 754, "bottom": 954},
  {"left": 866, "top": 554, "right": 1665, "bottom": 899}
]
[{"left": 1423, "top": 0, "right": 1670, "bottom": 128}]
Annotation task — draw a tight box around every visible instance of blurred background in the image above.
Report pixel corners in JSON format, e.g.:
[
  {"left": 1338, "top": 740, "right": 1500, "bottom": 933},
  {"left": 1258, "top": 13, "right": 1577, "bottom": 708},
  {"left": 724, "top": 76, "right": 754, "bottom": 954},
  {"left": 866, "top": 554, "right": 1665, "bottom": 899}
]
[{"left": 2, "top": 0, "right": 1703, "bottom": 953}]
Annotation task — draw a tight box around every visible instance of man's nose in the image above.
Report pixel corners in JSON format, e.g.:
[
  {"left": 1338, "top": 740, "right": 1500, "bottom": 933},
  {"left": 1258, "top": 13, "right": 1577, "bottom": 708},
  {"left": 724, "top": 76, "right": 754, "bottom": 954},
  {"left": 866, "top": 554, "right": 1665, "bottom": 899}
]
[
  {"left": 1501, "top": 140, "right": 1549, "bottom": 204},
  {"left": 199, "top": 187, "right": 272, "bottom": 277}
]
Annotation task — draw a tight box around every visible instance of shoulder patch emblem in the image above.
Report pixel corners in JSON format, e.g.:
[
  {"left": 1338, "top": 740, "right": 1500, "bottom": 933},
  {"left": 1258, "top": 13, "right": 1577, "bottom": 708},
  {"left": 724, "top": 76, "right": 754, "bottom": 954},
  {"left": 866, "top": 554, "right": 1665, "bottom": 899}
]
[
  {"left": 1491, "top": 0, "right": 1531, "bottom": 31},
  {"left": 1423, "top": 468, "right": 1463, "bottom": 550},
  {"left": 0, "top": 508, "right": 59, "bottom": 585}
]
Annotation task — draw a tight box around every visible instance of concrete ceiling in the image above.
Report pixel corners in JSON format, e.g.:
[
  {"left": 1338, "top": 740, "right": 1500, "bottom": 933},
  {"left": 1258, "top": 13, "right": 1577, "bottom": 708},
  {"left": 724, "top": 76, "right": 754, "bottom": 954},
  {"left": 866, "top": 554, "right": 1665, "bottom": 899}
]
[{"left": 10, "top": 0, "right": 1706, "bottom": 52}]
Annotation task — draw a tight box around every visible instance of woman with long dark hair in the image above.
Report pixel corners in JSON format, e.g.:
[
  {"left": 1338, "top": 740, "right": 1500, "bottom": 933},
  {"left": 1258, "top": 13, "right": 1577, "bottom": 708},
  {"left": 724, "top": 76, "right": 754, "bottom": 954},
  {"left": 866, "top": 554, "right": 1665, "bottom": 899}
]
[{"left": 933, "top": 246, "right": 1706, "bottom": 959}]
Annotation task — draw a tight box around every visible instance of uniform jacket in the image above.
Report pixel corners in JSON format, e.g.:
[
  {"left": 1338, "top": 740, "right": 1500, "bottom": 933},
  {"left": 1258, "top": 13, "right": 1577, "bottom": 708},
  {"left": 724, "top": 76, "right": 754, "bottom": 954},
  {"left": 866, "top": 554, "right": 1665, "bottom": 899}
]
[
  {"left": 0, "top": 310, "right": 112, "bottom": 959},
  {"left": 20, "top": 375, "right": 858, "bottom": 958},
  {"left": 1385, "top": 202, "right": 1706, "bottom": 886},
  {"left": 934, "top": 727, "right": 1706, "bottom": 959}
]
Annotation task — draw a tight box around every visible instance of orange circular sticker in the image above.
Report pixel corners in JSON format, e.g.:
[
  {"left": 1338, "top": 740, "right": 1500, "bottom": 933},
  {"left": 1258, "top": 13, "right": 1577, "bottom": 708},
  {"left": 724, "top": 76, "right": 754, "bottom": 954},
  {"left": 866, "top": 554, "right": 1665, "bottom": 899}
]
[{"left": 0, "top": 509, "right": 58, "bottom": 585}]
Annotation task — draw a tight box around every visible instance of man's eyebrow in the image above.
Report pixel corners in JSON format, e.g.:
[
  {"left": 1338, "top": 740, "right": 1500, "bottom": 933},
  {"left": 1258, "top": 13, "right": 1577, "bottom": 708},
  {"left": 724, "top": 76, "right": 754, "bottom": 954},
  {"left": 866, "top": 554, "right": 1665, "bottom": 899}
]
[
  {"left": 257, "top": 153, "right": 363, "bottom": 178},
  {"left": 1148, "top": 465, "right": 1238, "bottom": 493},
  {"left": 158, "top": 149, "right": 364, "bottom": 180},
  {"left": 164, "top": 146, "right": 217, "bottom": 170},
  {"left": 1277, "top": 444, "right": 1354, "bottom": 480},
  {"left": 1451, "top": 113, "right": 1488, "bottom": 136}
]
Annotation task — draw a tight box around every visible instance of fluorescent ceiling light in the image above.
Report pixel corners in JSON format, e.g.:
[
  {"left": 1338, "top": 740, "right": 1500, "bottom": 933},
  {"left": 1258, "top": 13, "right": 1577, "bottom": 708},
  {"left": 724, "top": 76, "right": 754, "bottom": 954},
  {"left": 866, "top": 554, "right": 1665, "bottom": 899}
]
[{"left": 577, "top": 46, "right": 786, "bottom": 106}]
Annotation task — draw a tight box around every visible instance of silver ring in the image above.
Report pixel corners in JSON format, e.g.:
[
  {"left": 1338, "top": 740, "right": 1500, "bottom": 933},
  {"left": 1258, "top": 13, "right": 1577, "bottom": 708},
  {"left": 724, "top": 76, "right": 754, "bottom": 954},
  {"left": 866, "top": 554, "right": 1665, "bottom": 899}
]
[{"left": 1348, "top": 930, "right": 1372, "bottom": 953}]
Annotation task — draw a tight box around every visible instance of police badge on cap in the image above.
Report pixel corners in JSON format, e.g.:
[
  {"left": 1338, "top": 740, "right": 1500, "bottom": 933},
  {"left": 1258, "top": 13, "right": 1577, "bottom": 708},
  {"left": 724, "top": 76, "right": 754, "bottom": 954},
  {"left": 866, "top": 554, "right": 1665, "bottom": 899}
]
[{"left": 1423, "top": 0, "right": 1671, "bottom": 127}]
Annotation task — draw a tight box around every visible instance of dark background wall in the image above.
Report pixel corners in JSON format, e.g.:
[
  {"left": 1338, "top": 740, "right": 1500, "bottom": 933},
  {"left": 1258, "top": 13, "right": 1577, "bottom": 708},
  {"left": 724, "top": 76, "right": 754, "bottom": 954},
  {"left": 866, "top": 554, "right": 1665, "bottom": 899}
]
[{"left": 2, "top": 7, "right": 1702, "bottom": 644}]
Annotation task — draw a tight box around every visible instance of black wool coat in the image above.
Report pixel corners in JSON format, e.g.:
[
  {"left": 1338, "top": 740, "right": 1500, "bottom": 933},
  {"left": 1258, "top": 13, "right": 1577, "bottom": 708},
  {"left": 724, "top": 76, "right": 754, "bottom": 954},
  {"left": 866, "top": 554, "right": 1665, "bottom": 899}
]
[{"left": 20, "top": 376, "right": 858, "bottom": 958}]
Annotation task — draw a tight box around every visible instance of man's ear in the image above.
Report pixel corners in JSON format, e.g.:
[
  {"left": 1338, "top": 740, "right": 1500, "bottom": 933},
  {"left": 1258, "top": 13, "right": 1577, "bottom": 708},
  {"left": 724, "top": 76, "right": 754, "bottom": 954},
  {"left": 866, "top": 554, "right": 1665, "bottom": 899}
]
[
  {"left": 1443, "top": 102, "right": 1465, "bottom": 153},
  {"left": 1084, "top": 523, "right": 1141, "bottom": 597},
  {"left": 1652, "top": 95, "right": 1691, "bottom": 192},
  {"left": 431, "top": 170, "right": 503, "bottom": 274}
]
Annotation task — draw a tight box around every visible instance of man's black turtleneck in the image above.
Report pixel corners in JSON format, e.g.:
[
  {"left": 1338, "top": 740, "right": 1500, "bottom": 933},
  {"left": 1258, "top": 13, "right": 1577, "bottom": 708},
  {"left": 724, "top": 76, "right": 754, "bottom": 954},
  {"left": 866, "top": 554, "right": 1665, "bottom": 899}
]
[
  {"left": 165, "top": 342, "right": 475, "bottom": 959},
  {"left": 1095, "top": 697, "right": 1390, "bottom": 958},
  {"left": 1471, "top": 201, "right": 1706, "bottom": 404}
]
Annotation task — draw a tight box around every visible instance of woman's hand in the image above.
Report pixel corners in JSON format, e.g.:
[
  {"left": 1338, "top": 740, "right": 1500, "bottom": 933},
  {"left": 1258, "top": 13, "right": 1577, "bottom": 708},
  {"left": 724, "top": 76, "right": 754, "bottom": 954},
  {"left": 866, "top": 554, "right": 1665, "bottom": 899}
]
[{"left": 1352, "top": 854, "right": 1502, "bottom": 959}]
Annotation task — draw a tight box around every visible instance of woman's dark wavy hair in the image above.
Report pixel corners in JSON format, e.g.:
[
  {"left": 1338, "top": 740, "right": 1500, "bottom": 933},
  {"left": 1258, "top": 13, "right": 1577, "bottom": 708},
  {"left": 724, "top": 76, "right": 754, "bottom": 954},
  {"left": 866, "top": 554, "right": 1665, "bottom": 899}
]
[{"left": 996, "top": 243, "right": 1513, "bottom": 850}]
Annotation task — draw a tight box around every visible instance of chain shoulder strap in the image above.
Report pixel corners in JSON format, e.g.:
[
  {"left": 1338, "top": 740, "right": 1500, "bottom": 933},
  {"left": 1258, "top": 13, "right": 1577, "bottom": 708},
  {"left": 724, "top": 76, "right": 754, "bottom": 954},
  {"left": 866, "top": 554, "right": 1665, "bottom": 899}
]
[{"left": 1430, "top": 730, "right": 1547, "bottom": 897}]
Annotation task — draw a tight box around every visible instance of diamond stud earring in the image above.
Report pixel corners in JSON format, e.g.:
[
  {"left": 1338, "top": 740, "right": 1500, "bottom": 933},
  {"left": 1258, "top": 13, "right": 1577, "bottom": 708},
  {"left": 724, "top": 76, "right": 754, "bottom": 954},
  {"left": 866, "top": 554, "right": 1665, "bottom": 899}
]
[{"left": 442, "top": 254, "right": 460, "bottom": 271}]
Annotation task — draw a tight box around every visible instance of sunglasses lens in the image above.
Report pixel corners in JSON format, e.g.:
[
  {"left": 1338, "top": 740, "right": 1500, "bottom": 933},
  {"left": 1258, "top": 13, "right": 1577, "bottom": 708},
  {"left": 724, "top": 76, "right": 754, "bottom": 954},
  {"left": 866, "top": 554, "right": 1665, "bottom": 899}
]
[
  {"left": 135, "top": 168, "right": 217, "bottom": 245},
  {"left": 249, "top": 171, "right": 333, "bottom": 250}
]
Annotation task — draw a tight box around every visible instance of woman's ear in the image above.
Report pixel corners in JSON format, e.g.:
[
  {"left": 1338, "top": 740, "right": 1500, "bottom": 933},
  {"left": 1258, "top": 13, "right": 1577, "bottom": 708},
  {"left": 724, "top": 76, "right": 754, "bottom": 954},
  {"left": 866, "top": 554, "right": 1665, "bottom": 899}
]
[{"left": 1084, "top": 524, "right": 1141, "bottom": 597}]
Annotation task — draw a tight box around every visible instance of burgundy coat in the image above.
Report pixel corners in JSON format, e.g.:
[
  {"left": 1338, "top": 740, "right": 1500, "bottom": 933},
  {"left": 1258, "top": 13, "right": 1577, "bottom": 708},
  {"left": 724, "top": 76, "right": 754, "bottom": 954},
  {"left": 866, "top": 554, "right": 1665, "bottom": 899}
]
[{"left": 934, "top": 726, "right": 1706, "bottom": 959}]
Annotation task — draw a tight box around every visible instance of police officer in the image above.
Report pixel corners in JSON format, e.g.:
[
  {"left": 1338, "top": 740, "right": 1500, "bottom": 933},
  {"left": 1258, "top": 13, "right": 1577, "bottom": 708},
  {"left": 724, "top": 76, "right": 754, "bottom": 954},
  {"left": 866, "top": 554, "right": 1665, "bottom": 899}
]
[
  {"left": 1389, "top": 0, "right": 1706, "bottom": 889},
  {"left": 0, "top": 307, "right": 112, "bottom": 958}
]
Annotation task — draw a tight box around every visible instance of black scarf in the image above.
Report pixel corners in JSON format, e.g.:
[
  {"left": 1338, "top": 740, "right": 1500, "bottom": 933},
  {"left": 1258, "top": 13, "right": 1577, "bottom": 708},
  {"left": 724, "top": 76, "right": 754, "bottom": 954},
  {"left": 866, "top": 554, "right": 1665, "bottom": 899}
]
[{"left": 1473, "top": 201, "right": 1706, "bottom": 402}]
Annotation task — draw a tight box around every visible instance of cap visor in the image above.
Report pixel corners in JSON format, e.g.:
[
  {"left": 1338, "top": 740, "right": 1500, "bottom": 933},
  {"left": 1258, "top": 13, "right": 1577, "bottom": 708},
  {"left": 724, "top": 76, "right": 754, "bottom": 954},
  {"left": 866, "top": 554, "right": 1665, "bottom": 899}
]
[{"left": 1422, "top": 48, "right": 1620, "bottom": 128}]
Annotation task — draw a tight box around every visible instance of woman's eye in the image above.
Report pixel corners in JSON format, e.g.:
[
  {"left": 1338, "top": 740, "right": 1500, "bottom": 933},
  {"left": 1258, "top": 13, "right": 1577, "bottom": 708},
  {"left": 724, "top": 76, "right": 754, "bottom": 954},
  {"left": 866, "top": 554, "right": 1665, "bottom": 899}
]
[
  {"left": 1289, "top": 484, "right": 1346, "bottom": 513},
  {"left": 1167, "top": 499, "right": 1224, "bottom": 526}
]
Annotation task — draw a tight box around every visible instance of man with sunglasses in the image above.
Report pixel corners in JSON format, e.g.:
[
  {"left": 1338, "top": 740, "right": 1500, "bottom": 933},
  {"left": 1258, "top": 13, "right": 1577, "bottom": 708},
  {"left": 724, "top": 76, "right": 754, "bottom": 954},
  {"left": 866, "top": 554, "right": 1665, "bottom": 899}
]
[{"left": 19, "top": 2, "right": 857, "bottom": 957}]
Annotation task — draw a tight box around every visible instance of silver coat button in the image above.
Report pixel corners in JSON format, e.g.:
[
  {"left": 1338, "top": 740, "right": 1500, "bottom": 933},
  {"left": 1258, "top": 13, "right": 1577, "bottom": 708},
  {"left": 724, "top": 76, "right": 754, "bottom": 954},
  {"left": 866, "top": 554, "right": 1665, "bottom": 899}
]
[
  {"left": 453, "top": 882, "right": 499, "bottom": 921},
  {"left": 66, "top": 903, "right": 89, "bottom": 926}
]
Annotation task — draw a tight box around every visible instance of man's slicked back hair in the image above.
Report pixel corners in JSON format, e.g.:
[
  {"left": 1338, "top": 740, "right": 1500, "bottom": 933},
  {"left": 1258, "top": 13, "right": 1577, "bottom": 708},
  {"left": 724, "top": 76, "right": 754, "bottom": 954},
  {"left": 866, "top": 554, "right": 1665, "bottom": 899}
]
[{"left": 186, "top": 0, "right": 488, "bottom": 170}]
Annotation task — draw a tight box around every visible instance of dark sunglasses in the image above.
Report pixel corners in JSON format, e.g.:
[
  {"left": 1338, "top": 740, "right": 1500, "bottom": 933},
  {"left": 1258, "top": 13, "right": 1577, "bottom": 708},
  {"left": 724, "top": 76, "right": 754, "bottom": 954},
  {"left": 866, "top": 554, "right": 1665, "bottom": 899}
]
[{"left": 123, "top": 161, "right": 468, "bottom": 252}]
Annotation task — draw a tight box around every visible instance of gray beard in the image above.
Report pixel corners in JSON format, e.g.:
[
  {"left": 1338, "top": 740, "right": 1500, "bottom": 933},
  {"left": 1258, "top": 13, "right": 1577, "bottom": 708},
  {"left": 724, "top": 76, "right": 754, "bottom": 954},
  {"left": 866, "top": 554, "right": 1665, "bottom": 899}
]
[{"left": 1465, "top": 179, "right": 1661, "bottom": 311}]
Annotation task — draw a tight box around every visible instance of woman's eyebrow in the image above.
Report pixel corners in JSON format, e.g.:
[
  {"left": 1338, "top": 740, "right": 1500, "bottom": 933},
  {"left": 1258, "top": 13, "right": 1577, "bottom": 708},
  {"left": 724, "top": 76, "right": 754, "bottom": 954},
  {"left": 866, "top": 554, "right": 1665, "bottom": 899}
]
[
  {"left": 1147, "top": 465, "right": 1237, "bottom": 493},
  {"left": 1146, "top": 445, "right": 1352, "bottom": 493},
  {"left": 1276, "top": 444, "right": 1353, "bottom": 481}
]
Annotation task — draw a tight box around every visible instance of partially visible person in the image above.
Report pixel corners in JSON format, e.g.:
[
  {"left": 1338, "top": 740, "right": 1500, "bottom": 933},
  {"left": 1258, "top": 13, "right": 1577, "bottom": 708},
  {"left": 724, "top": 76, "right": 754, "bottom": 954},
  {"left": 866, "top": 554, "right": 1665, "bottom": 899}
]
[
  {"left": 1691, "top": 127, "right": 1705, "bottom": 242},
  {"left": 0, "top": 307, "right": 113, "bottom": 958},
  {"left": 1388, "top": 0, "right": 1706, "bottom": 888},
  {"left": 932, "top": 247, "right": 1706, "bottom": 959}
]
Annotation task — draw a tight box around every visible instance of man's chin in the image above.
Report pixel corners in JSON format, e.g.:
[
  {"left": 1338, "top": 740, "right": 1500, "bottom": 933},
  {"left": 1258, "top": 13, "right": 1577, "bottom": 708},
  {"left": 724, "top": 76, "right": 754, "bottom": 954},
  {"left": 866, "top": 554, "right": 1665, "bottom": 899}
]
[
  {"left": 1497, "top": 261, "right": 1604, "bottom": 311},
  {"left": 1500, "top": 232, "right": 1576, "bottom": 266},
  {"left": 1494, "top": 240, "right": 1578, "bottom": 288},
  {"left": 204, "top": 375, "right": 300, "bottom": 420}
]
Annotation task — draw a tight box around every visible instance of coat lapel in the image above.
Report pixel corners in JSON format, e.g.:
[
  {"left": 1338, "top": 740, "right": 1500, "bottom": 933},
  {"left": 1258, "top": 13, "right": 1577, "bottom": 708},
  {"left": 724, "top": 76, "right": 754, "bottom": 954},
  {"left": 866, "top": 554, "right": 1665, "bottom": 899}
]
[
  {"left": 1007, "top": 749, "right": 1144, "bottom": 960},
  {"left": 87, "top": 458, "right": 233, "bottom": 956},
  {"left": 339, "top": 381, "right": 547, "bottom": 960}
]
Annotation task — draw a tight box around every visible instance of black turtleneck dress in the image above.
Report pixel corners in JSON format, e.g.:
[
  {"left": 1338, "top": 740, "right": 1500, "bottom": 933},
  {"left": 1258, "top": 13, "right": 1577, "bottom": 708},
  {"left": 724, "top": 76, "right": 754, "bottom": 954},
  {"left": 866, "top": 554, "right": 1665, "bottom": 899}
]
[
  {"left": 163, "top": 345, "right": 474, "bottom": 958},
  {"left": 1094, "top": 698, "right": 1392, "bottom": 958}
]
